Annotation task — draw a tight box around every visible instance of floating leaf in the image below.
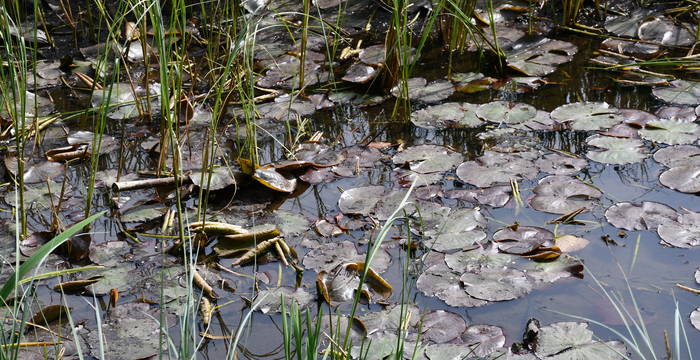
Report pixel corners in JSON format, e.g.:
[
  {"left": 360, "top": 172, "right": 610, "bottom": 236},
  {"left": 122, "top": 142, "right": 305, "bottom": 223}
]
[
  {"left": 416, "top": 263, "right": 488, "bottom": 308},
  {"left": 392, "top": 144, "right": 463, "bottom": 174},
  {"left": 413, "top": 205, "right": 487, "bottom": 252},
  {"left": 92, "top": 83, "right": 160, "bottom": 120},
  {"left": 359, "top": 45, "right": 385, "bottom": 66},
  {"left": 254, "top": 287, "right": 314, "bottom": 314},
  {"left": 0, "top": 91, "right": 54, "bottom": 118},
  {"left": 120, "top": 204, "right": 166, "bottom": 223},
  {"left": 456, "top": 151, "right": 539, "bottom": 187},
  {"left": 659, "top": 165, "right": 700, "bottom": 193},
  {"left": 554, "top": 235, "right": 590, "bottom": 253},
  {"left": 420, "top": 310, "right": 467, "bottom": 343},
  {"left": 506, "top": 37, "right": 578, "bottom": 76},
  {"left": 253, "top": 167, "right": 297, "bottom": 193},
  {"left": 534, "top": 321, "right": 627, "bottom": 359},
  {"left": 337, "top": 186, "right": 385, "bottom": 215},
  {"left": 411, "top": 102, "right": 483, "bottom": 129},
  {"left": 493, "top": 226, "right": 554, "bottom": 255},
  {"left": 443, "top": 185, "right": 512, "bottom": 208},
  {"left": 475, "top": 101, "right": 537, "bottom": 124},
  {"left": 586, "top": 136, "right": 647, "bottom": 164},
  {"left": 360, "top": 304, "right": 420, "bottom": 335},
  {"left": 638, "top": 120, "right": 700, "bottom": 145},
  {"left": 530, "top": 176, "right": 602, "bottom": 215},
  {"left": 605, "top": 8, "right": 653, "bottom": 37},
  {"left": 550, "top": 102, "right": 621, "bottom": 131},
  {"left": 460, "top": 267, "right": 532, "bottom": 302},
  {"left": 391, "top": 78, "right": 454, "bottom": 104},
  {"left": 653, "top": 145, "right": 700, "bottom": 168},
  {"left": 692, "top": 308, "right": 700, "bottom": 331},
  {"left": 605, "top": 202, "right": 677, "bottom": 231},
  {"left": 657, "top": 210, "right": 700, "bottom": 248},
  {"left": 461, "top": 324, "right": 506, "bottom": 358},
  {"left": 190, "top": 166, "right": 238, "bottom": 190},
  {"left": 656, "top": 106, "right": 697, "bottom": 122},
  {"left": 342, "top": 63, "right": 377, "bottom": 83},
  {"left": 535, "top": 153, "right": 587, "bottom": 175},
  {"left": 638, "top": 18, "right": 695, "bottom": 46},
  {"left": 652, "top": 80, "right": 700, "bottom": 105},
  {"left": 5, "top": 158, "right": 65, "bottom": 184}
]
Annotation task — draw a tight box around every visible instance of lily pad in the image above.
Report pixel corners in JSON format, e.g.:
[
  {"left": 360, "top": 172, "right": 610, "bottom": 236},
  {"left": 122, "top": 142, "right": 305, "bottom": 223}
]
[
  {"left": 120, "top": 204, "right": 166, "bottom": 223},
  {"left": 652, "top": 80, "right": 700, "bottom": 105},
  {"left": 413, "top": 205, "right": 487, "bottom": 252},
  {"left": 550, "top": 102, "right": 622, "bottom": 131},
  {"left": 638, "top": 120, "right": 700, "bottom": 145},
  {"left": 338, "top": 186, "right": 385, "bottom": 215},
  {"left": 254, "top": 286, "right": 314, "bottom": 314},
  {"left": 411, "top": 102, "right": 483, "bottom": 129},
  {"left": 535, "top": 153, "right": 588, "bottom": 175},
  {"left": 605, "top": 202, "right": 677, "bottom": 231},
  {"left": 420, "top": 310, "right": 467, "bottom": 343},
  {"left": 190, "top": 166, "right": 237, "bottom": 190},
  {"left": 0, "top": 91, "right": 54, "bottom": 118},
  {"left": 359, "top": 304, "right": 420, "bottom": 336},
  {"left": 416, "top": 263, "right": 488, "bottom": 308},
  {"left": 659, "top": 165, "right": 700, "bottom": 193},
  {"left": 506, "top": 37, "right": 578, "bottom": 76},
  {"left": 638, "top": 18, "right": 695, "bottom": 46},
  {"left": 530, "top": 176, "right": 603, "bottom": 215},
  {"left": 456, "top": 151, "right": 539, "bottom": 187},
  {"left": 653, "top": 145, "right": 700, "bottom": 168},
  {"left": 692, "top": 308, "right": 700, "bottom": 331},
  {"left": 460, "top": 324, "right": 506, "bottom": 358},
  {"left": 656, "top": 106, "right": 697, "bottom": 122},
  {"left": 391, "top": 78, "right": 454, "bottom": 104},
  {"left": 475, "top": 101, "right": 537, "bottom": 124},
  {"left": 657, "top": 210, "right": 700, "bottom": 248},
  {"left": 443, "top": 185, "right": 512, "bottom": 208},
  {"left": 534, "top": 321, "right": 626, "bottom": 359},
  {"left": 493, "top": 226, "right": 555, "bottom": 255},
  {"left": 92, "top": 83, "right": 160, "bottom": 120},
  {"left": 392, "top": 145, "right": 463, "bottom": 174},
  {"left": 342, "top": 63, "right": 377, "bottom": 83},
  {"left": 586, "top": 136, "right": 647, "bottom": 164},
  {"left": 460, "top": 267, "right": 532, "bottom": 302},
  {"left": 253, "top": 167, "right": 297, "bottom": 193}
]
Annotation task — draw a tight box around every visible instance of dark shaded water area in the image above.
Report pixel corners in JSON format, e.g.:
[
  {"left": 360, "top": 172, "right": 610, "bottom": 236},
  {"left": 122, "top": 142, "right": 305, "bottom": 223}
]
[{"left": 1, "top": 0, "right": 700, "bottom": 359}]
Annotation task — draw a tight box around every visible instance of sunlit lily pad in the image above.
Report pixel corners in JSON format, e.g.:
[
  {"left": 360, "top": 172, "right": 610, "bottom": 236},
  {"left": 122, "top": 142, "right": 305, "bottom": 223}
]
[
  {"left": 413, "top": 205, "right": 487, "bottom": 252},
  {"left": 257, "top": 55, "right": 327, "bottom": 89},
  {"left": 342, "top": 63, "right": 377, "bottom": 83},
  {"left": 120, "top": 204, "right": 166, "bottom": 223},
  {"left": 460, "top": 267, "right": 532, "bottom": 302},
  {"left": 318, "top": 262, "right": 392, "bottom": 304},
  {"left": 456, "top": 151, "right": 539, "bottom": 187},
  {"left": 493, "top": 226, "right": 554, "bottom": 255},
  {"left": 359, "top": 45, "right": 385, "bottom": 66},
  {"left": 638, "top": 18, "right": 695, "bottom": 46},
  {"left": 419, "top": 310, "right": 467, "bottom": 343},
  {"left": 657, "top": 210, "right": 700, "bottom": 248},
  {"left": 535, "top": 153, "right": 587, "bottom": 175},
  {"left": 653, "top": 145, "right": 700, "bottom": 168},
  {"left": 652, "top": 80, "right": 700, "bottom": 105},
  {"left": 391, "top": 78, "right": 454, "bottom": 104},
  {"left": 392, "top": 144, "right": 462, "bottom": 174},
  {"left": 656, "top": 106, "right": 697, "bottom": 122},
  {"left": 605, "top": 202, "right": 677, "bottom": 231},
  {"left": 443, "top": 185, "right": 512, "bottom": 208},
  {"left": 411, "top": 102, "right": 483, "bottom": 129},
  {"left": 586, "top": 136, "right": 647, "bottom": 164},
  {"left": 638, "top": 120, "right": 700, "bottom": 145},
  {"left": 416, "top": 263, "right": 488, "bottom": 308},
  {"left": 190, "top": 166, "right": 238, "bottom": 190},
  {"left": 533, "top": 321, "right": 627, "bottom": 359},
  {"left": 253, "top": 167, "right": 297, "bottom": 193},
  {"left": 659, "top": 165, "right": 700, "bottom": 193},
  {"left": 530, "top": 176, "right": 602, "bottom": 214},
  {"left": 475, "top": 101, "right": 537, "bottom": 124},
  {"left": 359, "top": 304, "right": 419, "bottom": 336},
  {"left": 605, "top": 8, "right": 653, "bottom": 37},
  {"left": 460, "top": 324, "right": 506, "bottom": 358},
  {"left": 254, "top": 286, "right": 314, "bottom": 314},
  {"left": 506, "top": 37, "right": 578, "bottom": 76},
  {"left": 550, "top": 102, "right": 621, "bottom": 131},
  {"left": 691, "top": 308, "right": 700, "bottom": 331},
  {"left": 338, "top": 186, "right": 385, "bottom": 215},
  {"left": 92, "top": 83, "right": 160, "bottom": 120},
  {"left": 0, "top": 91, "right": 54, "bottom": 118}
]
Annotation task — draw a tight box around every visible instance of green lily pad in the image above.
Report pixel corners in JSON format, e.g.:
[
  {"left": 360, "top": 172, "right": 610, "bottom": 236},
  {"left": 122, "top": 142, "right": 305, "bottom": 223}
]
[
  {"left": 460, "top": 267, "right": 532, "bottom": 302},
  {"left": 413, "top": 205, "right": 487, "bottom": 252},
  {"left": 120, "top": 204, "right": 166, "bottom": 223},
  {"left": 420, "top": 310, "right": 467, "bottom": 343},
  {"left": 411, "top": 102, "right": 483, "bottom": 129},
  {"left": 92, "top": 83, "right": 160, "bottom": 120},
  {"left": 416, "top": 263, "right": 488, "bottom": 308},
  {"left": 638, "top": 120, "right": 700, "bottom": 145},
  {"left": 656, "top": 106, "right": 697, "bottom": 122},
  {"left": 550, "top": 102, "right": 622, "bottom": 131},
  {"left": 605, "top": 202, "right": 677, "bottom": 231},
  {"left": 691, "top": 308, "right": 700, "bottom": 331},
  {"left": 359, "top": 304, "right": 420, "bottom": 335},
  {"left": 475, "top": 101, "right": 537, "bottom": 124},
  {"left": 586, "top": 136, "right": 647, "bottom": 164},
  {"left": 493, "top": 226, "right": 554, "bottom": 255}
]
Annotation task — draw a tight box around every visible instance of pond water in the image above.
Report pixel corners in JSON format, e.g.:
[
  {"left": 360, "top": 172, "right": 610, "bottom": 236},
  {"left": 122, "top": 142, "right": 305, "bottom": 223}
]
[{"left": 1, "top": 0, "right": 700, "bottom": 359}]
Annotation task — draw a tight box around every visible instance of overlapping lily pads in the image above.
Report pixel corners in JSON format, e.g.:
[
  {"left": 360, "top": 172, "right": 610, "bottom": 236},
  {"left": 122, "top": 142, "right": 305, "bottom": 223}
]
[
  {"left": 657, "top": 210, "right": 700, "bottom": 248},
  {"left": 456, "top": 150, "right": 539, "bottom": 187},
  {"left": 530, "top": 176, "right": 602, "bottom": 214},
  {"left": 411, "top": 102, "right": 483, "bottom": 129}
]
